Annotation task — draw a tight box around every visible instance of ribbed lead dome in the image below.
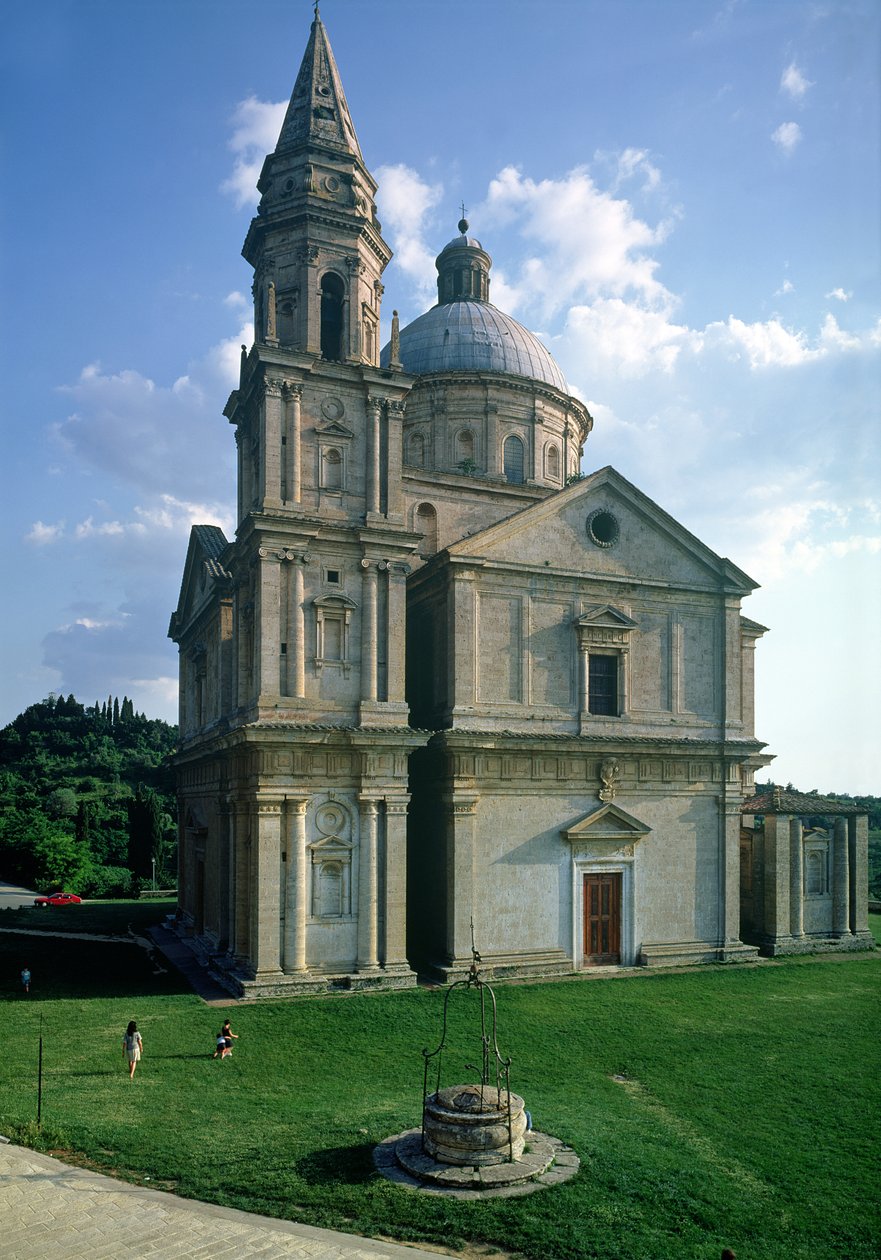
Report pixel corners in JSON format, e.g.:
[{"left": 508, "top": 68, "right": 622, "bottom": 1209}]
[{"left": 382, "top": 300, "right": 568, "bottom": 391}]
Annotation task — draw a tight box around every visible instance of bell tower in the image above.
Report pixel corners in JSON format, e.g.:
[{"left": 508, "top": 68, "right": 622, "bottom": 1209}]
[
  {"left": 242, "top": 11, "right": 388, "bottom": 364},
  {"left": 222, "top": 10, "right": 418, "bottom": 728}
]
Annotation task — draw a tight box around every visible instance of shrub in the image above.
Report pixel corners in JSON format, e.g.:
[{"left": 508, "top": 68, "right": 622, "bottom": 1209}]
[{"left": 80, "top": 864, "right": 133, "bottom": 899}]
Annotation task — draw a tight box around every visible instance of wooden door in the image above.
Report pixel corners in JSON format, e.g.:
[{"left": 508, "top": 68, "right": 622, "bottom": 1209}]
[{"left": 583, "top": 872, "right": 622, "bottom": 964}]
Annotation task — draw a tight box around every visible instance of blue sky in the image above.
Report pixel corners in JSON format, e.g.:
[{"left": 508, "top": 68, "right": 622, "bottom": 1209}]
[{"left": 2, "top": 0, "right": 879, "bottom": 793}]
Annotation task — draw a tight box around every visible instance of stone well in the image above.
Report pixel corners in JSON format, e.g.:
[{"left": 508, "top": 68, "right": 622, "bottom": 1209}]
[
  {"left": 423, "top": 1083, "right": 527, "bottom": 1165},
  {"left": 374, "top": 938, "right": 580, "bottom": 1196}
]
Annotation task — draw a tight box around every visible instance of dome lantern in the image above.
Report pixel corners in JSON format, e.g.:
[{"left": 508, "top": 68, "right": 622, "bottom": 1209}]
[{"left": 436, "top": 217, "right": 492, "bottom": 305}]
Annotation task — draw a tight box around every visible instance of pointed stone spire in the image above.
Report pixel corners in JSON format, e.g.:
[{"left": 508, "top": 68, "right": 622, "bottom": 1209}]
[{"left": 274, "top": 12, "right": 363, "bottom": 161}]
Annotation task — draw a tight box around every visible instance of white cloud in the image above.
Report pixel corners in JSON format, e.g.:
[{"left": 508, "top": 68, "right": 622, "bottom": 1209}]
[
  {"left": 74, "top": 517, "right": 127, "bottom": 539},
  {"left": 375, "top": 163, "right": 443, "bottom": 305},
  {"left": 708, "top": 315, "right": 818, "bottom": 368},
  {"left": 818, "top": 312, "right": 861, "bottom": 352},
  {"left": 825, "top": 287, "right": 851, "bottom": 302},
  {"left": 479, "top": 164, "right": 675, "bottom": 319},
  {"left": 27, "top": 520, "right": 65, "bottom": 545},
  {"left": 564, "top": 299, "right": 698, "bottom": 377},
  {"left": 607, "top": 147, "right": 662, "bottom": 194},
  {"left": 772, "top": 122, "right": 802, "bottom": 155},
  {"left": 224, "top": 290, "right": 249, "bottom": 309},
  {"left": 780, "top": 62, "right": 813, "bottom": 101},
  {"left": 54, "top": 320, "right": 247, "bottom": 501},
  {"left": 221, "top": 96, "right": 287, "bottom": 209},
  {"left": 775, "top": 279, "right": 795, "bottom": 296}
]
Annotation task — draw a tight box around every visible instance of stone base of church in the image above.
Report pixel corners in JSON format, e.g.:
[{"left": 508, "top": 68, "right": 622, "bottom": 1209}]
[
  {"left": 758, "top": 930, "right": 876, "bottom": 958},
  {"left": 640, "top": 939, "right": 760, "bottom": 967},
  {"left": 194, "top": 948, "right": 418, "bottom": 999},
  {"left": 424, "top": 949, "right": 573, "bottom": 985},
  {"left": 229, "top": 969, "right": 419, "bottom": 1000}
]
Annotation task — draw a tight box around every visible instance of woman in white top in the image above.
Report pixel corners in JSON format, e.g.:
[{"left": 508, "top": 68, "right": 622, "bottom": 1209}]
[{"left": 122, "top": 1020, "right": 143, "bottom": 1079}]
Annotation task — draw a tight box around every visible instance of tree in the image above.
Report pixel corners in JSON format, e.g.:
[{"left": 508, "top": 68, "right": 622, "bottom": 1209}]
[{"left": 128, "top": 785, "right": 165, "bottom": 882}]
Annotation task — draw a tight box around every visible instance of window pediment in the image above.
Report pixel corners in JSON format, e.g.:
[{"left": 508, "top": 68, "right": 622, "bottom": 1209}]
[
  {"left": 312, "top": 593, "right": 357, "bottom": 610},
  {"left": 562, "top": 803, "right": 651, "bottom": 845},
  {"left": 315, "top": 420, "right": 355, "bottom": 441},
  {"left": 576, "top": 605, "right": 638, "bottom": 631},
  {"left": 575, "top": 605, "right": 637, "bottom": 652}
]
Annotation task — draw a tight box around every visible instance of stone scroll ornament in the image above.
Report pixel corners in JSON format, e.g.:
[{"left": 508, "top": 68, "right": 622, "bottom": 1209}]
[{"left": 598, "top": 757, "right": 620, "bottom": 802}]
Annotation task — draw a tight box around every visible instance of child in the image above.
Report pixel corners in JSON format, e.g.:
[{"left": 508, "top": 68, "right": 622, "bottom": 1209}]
[{"left": 212, "top": 1031, "right": 231, "bottom": 1059}]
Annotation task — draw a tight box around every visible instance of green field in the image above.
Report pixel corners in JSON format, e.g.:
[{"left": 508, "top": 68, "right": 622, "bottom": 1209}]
[{"left": 2, "top": 906, "right": 879, "bottom": 1260}]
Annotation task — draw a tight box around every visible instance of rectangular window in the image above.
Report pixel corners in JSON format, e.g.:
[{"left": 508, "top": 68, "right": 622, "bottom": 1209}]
[
  {"left": 589, "top": 654, "right": 618, "bottom": 715},
  {"left": 323, "top": 617, "right": 343, "bottom": 661}
]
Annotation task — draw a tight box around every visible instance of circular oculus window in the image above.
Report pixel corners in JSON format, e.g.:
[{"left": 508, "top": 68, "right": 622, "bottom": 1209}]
[{"left": 586, "top": 508, "right": 619, "bottom": 548}]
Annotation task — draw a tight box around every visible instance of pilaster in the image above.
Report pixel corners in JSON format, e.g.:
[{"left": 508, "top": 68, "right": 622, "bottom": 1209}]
[
  {"left": 256, "top": 549, "right": 281, "bottom": 704},
  {"left": 446, "top": 795, "right": 479, "bottom": 964},
  {"left": 262, "top": 376, "right": 283, "bottom": 509},
  {"left": 789, "top": 818, "right": 804, "bottom": 938},
  {"left": 383, "top": 797, "right": 411, "bottom": 970},
  {"left": 357, "top": 797, "right": 380, "bottom": 970},
  {"left": 360, "top": 560, "right": 378, "bottom": 703},
  {"left": 832, "top": 818, "right": 850, "bottom": 937},
  {"left": 283, "top": 382, "right": 302, "bottom": 504},
  {"left": 252, "top": 798, "right": 283, "bottom": 975},
  {"left": 283, "top": 798, "right": 309, "bottom": 973},
  {"left": 849, "top": 815, "right": 870, "bottom": 936},
  {"left": 762, "top": 814, "right": 791, "bottom": 946}
]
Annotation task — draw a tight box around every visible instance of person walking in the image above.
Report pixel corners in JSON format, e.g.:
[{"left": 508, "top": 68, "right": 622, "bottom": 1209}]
[
  {"left": 122, "top": 1020, "right": 143, "bottom": 1079},
  {"left": 221, "top": 1019, "right": 238, "bottom": 1055},
  {"left": 21, "top": 966, "right": 30, "bottom": 994}
]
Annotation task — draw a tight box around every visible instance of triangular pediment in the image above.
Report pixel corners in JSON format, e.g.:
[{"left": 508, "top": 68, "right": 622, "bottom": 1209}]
[
  {"left": 315, "top": 420, "right": 355, "bottom": 440},
  {"left": 309, "top": 834, "right": 353, "bottom": 856},
  {"left": 444, "top": 466, "right": 757, "bottom": 593},
  {"left": 169, "top": 525, "right": 232, "bottom": 641},
  {"left": 562, "top": 803, "right": 652, "bottom": 844},
  {"left": 576, "top": 604, "right": 638, "bottom": 630}
]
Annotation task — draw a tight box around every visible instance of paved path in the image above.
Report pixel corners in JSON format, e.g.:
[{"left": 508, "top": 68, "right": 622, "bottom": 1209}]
[
  {"left": 0, "top": 881, "right": 38, "bottom": 911},
  {"left": 0, "top": 1143, "right": 451, "bottom": 1260}
]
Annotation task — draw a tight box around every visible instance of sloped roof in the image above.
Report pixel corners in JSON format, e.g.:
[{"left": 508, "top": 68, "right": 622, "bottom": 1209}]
[{"left": 741, "top": 789, "right": 863, "bottom": 815}]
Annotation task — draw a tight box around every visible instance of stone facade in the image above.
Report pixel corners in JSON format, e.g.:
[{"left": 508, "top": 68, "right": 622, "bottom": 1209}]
[{"left": 168, "top": 14, "right": 871, "bottom": 997}]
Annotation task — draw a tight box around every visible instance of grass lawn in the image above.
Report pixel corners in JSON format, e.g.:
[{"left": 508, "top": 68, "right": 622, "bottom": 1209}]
[{"left": 1, "top": 907, "right": 879, "bottom": 1260}]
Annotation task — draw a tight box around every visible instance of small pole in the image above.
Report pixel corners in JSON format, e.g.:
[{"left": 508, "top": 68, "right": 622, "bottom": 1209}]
[{"left": 37, "top": 1013, "right": 43, "bottom": 1127}]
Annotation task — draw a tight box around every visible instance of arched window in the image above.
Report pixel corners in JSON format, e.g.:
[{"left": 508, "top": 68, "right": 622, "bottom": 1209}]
[
  {"left": 320, "top": 273, "right": 345, "bottom": 361},
  {"left": 503, "top": 434, "right": 525, "bottom": 484},
  {"left": 415, "top": 502, "right": 438, "bottom": 555},
  {"left": 321, "top": 446, "right": 343, "bottom": 490},
  {"left": 278, "top": 300, "right": 295, "bottom": 345},
  {"left": 545, "top": 443, "right": 561, "bottom": 482},
  {"left": 407, "top": 431, "right": 425, "bottom": 468},
  {"left": 455, "top": 429, "right": 474, "bottom": 465}
]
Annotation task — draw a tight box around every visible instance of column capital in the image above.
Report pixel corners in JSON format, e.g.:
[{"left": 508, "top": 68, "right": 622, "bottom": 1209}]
[
  {"left": 282, "top": 381, "right": 303, "bottom": 399},
  {"left": 255, "top": 798, "right": 284, "bottom": 816},
  {"left": 263, "top": 375, "right": 284, "bottom": 399}
]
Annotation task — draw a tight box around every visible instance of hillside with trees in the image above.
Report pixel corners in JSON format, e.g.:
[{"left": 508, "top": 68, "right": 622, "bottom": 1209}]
[{"left": 0, "top": 694, "right": 178, "bottom": 897}]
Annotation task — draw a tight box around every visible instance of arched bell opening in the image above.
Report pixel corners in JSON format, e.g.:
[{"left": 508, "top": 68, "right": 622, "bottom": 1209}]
[{"left": 320, "top": 272, "right": 345, "bottom": 361}]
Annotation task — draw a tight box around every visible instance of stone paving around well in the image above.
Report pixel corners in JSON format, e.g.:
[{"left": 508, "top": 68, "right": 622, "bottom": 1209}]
[{"left": 0, "top": 1143, "right": 449, "bottom": 1260}]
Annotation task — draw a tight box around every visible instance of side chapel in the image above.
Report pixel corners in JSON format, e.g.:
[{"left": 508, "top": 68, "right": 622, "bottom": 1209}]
[{"left": 168, "top": 13, "right": 872, "bottom": 996}]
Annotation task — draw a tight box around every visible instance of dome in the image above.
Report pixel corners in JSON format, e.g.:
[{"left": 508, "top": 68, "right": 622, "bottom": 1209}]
[{"left": 381, "top": 299, "right": 568, "bottom": 392}]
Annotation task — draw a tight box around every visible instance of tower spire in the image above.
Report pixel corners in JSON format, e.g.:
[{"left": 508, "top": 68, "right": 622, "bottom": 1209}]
[{"left": 273, "top": 8, "right": 363, "bottom": 161}]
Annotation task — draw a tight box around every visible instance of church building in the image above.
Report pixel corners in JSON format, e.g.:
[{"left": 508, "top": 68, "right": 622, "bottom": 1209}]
[{"left": 168, "top": 13, "right": 872, "bottom": 996}]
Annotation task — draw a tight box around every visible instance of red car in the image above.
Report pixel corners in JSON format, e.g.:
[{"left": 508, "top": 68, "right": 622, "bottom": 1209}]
[{"left": 34, "top": 892, "right": 82, "bottom": 908}]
